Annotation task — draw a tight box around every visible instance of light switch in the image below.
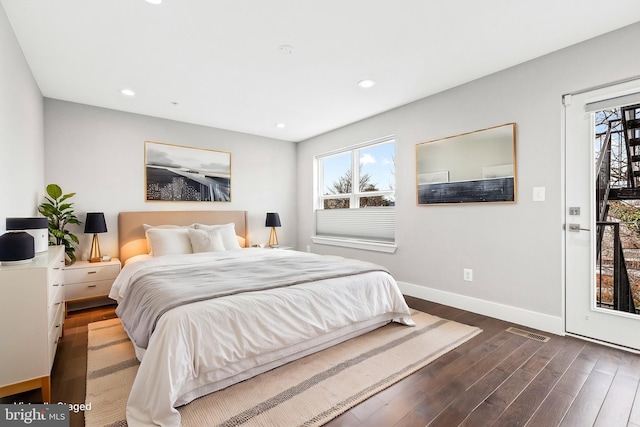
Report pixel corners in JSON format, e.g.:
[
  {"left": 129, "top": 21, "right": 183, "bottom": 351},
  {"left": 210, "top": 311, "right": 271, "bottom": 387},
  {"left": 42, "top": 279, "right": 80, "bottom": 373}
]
[{"left": 533, "top": 187, "right": 545, "bottom": 202}]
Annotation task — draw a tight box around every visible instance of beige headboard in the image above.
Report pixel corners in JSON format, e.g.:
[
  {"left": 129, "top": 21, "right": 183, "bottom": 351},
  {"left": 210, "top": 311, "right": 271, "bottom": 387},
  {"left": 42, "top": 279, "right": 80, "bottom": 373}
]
[{"left": 118, "top": 210, "right": 248, "bottom": 265}]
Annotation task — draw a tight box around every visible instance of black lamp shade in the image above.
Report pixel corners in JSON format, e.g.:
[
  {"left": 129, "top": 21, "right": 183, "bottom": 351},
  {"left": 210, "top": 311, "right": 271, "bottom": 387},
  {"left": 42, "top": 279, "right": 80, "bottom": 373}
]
[
  {"left": 265, "top": 212, "right": 281, "bottom": 228},
  {"left": 0, "top": 232, "right": 35, "bottom": 263},
  {"left": 84, "top": 212, "right": 107, "bottom": 234}
]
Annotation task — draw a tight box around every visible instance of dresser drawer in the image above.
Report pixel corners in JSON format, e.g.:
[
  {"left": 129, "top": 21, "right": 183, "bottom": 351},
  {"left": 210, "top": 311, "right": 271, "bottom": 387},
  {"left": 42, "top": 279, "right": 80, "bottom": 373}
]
[
  {"left": 48, "top": 266, "right": 64, "bottom": 289},
  {"left": 48, "top": 252, "right": 65, "bottom": 286},
  {"left": 48, "top": 269, "right": 64, "bottom": 306},
  {"left": 64, "top": 279, "right": 114, "bottom": 301},
  {"left": 48, "top": 303, "right": 64, "bottom": 370},
  {"left": 64, "top": 263, "right": 119, "bottom": 285},
  {"left": 47, "top": 284, "right": 64, "bottom": 326}
]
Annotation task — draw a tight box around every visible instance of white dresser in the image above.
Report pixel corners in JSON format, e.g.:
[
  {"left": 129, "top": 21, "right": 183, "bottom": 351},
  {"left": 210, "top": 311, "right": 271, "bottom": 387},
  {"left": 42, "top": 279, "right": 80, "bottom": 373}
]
[
  {"left": 63, "top": 258, "right": 120, "bottom": 310},
  {"left": 0, "top": 245, "right": 65, "bottom": 403}
]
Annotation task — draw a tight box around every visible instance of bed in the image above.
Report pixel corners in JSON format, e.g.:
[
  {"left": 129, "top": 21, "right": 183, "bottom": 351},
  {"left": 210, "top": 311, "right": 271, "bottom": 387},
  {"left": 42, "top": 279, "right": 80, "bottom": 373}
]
[{"left": 110, "top": 210, "right": 413, "bottom": 427}]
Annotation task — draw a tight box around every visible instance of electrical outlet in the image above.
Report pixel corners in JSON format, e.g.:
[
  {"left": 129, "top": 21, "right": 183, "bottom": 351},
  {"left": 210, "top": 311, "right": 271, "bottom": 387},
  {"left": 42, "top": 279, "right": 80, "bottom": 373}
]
[{"left": 463, "top": 268, "right": 473, "bottom": 282}]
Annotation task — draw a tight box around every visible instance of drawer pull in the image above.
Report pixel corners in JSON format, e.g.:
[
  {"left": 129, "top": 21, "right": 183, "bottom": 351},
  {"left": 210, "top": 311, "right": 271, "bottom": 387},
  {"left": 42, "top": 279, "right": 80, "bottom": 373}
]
[
  {"left": 52, "top": 283, "right": 61, "bottom": 287},
  {"left": 56, "top": 324, "right": 60, "bottom": 328},
  {"left": 55, "top": 302, "right": 62, "bottom": 306},
  {"left": 53, "top": 267, "right": 61, "bottom": 270},
  {"left": 87, "top": 271, "right": 98, "bottom": 274},
  {"left": 87, "top": 284, "right": 97, "bottom": 288}
]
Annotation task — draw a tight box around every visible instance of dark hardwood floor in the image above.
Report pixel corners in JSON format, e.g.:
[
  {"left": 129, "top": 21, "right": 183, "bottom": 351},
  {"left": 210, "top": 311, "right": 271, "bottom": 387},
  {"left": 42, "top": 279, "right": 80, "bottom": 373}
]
[{"left": 2, "top": 297, "right": 640, "bottom": 426}]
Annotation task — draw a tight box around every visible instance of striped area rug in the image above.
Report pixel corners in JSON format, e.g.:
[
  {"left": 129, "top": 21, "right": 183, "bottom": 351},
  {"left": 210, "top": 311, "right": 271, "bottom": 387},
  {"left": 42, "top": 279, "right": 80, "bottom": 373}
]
[{"left": 85, "top": 310, "right": 481, "bottom": 426}]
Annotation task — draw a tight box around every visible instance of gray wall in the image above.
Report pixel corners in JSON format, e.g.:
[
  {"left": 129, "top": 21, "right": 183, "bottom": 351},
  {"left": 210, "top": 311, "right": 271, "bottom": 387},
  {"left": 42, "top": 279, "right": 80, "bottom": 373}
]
[
  {"left": 44, "top": 100, "right": 297, "bottom": 260},
  {"left": 296, "top": 22, "right": 640, "bottom": 333},
  {"left": 0, "top": 3, "right": 44, "bottom": 233}
]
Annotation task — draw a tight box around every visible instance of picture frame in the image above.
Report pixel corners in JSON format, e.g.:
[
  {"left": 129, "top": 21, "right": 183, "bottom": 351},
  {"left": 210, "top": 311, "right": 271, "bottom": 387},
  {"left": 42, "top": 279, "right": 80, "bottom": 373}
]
[
  {"left": 416, "top": 123, "right": 516, "bottom": 205},
  {"left": 144, "top": 141, "right": 231, "bottom": 202}
]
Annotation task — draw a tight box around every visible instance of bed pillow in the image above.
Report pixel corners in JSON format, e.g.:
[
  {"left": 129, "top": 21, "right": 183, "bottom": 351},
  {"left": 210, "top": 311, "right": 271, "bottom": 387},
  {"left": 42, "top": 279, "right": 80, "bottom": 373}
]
[
  {"left": 143, "top": 224, "right": 194, "bottom": 255},
  {"left": 124, "top": 254, "right": 153, "bottom": 266},
  {"left": 187, "top": 228, "right": 226, "bottom": 253},
  {"left": 143, "top": 223, "right": 195, "bottom": 231},
  {"left": 194, "top": 223, "right": 242, "bottom": 250},
  {"left": 145, "top": 227, "right": 193, "bottom": 257}
]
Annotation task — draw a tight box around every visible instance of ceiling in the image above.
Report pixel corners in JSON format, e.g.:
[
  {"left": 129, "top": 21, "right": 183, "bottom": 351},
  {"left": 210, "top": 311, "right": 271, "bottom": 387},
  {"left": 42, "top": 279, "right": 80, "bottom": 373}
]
[{"left": 3, "top": 1, "right": 640, "bottom": 142}]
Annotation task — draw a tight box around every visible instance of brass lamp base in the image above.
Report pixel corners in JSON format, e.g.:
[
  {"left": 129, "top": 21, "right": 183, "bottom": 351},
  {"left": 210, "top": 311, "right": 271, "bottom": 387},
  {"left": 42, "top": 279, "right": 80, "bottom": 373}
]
[{"left": 88, "top": 233, "right": 102, "bottom": 263}]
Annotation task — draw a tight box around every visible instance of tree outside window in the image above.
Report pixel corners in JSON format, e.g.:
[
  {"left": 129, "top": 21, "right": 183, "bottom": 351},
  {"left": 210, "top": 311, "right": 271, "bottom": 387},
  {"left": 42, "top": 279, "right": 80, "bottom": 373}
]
[{"left": 319, "top": 139, "right": 395, "bottom": 210}]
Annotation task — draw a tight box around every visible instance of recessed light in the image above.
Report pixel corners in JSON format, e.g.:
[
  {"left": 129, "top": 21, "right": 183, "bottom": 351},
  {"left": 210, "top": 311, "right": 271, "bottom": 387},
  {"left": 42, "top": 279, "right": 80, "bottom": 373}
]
[
  {"left": 357, "top": 79, "right": 376, "bottom": 88},
  {"left": 120, "top": 88, "right": 135, "bottom": 96},
  {"left": 146, "top": 0, "right": 162, "bottom": 4},
  {"left": 275, "top": 123, "right": 286, "bottom": 129}
]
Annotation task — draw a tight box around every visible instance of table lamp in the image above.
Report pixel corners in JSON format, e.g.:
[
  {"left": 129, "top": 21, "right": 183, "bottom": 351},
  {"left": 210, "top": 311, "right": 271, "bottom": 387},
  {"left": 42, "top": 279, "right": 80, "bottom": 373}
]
[
  {"left": 265, "top": 212, "right": 281, "bottom": 247},
  {"left": 84, "top": 212, "right": 107, "bottom": 262}
]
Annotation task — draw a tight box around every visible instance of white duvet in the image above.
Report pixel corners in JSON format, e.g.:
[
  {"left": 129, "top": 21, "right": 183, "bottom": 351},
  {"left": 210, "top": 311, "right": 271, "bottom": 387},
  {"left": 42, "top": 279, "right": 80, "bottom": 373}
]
[{"left": 109, "top": 249, "right": 413, "bottom": 427}]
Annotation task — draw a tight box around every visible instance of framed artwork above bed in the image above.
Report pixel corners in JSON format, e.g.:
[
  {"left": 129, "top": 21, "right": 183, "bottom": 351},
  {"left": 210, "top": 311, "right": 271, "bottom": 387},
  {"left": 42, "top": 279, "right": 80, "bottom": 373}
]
[{"left": 145, "top": 141, "right": 231, "bottom": 202}]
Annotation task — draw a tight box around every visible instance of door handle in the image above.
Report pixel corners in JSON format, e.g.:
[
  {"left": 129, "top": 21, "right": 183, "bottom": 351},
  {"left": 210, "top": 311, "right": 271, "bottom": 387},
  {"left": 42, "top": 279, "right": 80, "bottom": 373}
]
[{"left": 567, "top": 223, "right": 590, "bottom": 232}]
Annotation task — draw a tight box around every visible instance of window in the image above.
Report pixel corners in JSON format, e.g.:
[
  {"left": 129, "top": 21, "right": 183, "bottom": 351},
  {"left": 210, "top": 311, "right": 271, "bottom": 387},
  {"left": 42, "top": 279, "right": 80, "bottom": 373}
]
[{"left": 313, "top": 136, "right": 396, "bottom": 252}]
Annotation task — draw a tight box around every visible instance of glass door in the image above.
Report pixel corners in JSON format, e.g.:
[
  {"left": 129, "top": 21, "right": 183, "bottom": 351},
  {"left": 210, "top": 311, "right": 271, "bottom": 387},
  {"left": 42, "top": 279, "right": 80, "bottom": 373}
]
[{"left": 564, "top": 79, "right": 640, "bottom": 351}]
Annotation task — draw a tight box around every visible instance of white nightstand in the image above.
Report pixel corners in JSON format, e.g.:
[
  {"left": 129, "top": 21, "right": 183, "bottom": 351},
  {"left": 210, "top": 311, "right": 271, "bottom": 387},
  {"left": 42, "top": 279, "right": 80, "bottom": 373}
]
[{"left": 63, "top": 258, "right": 120, "bottom": 311}]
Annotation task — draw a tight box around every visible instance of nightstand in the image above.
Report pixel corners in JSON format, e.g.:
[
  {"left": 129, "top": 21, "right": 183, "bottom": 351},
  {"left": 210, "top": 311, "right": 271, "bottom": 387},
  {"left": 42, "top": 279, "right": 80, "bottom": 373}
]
[{"left": 63, "top": 258, "right": 120, "bottom": 311}]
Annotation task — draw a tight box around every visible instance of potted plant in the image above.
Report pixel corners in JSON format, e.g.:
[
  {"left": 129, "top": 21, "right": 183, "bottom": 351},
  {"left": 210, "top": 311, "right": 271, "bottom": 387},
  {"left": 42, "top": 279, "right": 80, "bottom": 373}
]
[{"left": 38, "top": 184, "right": 82, "bottom": 264}]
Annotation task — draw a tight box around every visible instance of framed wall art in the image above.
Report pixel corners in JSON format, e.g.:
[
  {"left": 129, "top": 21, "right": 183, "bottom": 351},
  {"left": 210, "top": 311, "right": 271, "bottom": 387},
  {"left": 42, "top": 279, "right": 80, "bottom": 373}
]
[
  {"left": 416, "top": 123, "right": 516, "bottom": 205},
  {"left": 145, "top": 141, "right": 231, "bottom": 202}
]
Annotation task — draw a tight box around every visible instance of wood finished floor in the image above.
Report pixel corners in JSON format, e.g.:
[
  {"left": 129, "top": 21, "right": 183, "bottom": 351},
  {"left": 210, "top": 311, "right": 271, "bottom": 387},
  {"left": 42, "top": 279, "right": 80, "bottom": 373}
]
[{"left": 2, "top": 297, "right": 640, "bottom": 427}]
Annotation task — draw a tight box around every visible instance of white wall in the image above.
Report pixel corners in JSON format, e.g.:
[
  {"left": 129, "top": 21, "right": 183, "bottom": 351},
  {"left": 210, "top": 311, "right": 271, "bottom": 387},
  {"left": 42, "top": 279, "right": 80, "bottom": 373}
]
[
  {"left": 44, "top": 99, "right": 297, "bottom": 260},
  {"left": 296, "top": 22, "right": 640, "bottom": 334},
  {"left": 0, "top": 3, "right": 44, "bottom": 233}
]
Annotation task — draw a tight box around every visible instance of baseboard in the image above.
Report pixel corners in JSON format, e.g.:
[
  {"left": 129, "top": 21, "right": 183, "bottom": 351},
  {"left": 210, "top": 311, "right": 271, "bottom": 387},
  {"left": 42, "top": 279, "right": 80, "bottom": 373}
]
[{"left": 398, "top": 281, "right": 564, "bottom": 336}]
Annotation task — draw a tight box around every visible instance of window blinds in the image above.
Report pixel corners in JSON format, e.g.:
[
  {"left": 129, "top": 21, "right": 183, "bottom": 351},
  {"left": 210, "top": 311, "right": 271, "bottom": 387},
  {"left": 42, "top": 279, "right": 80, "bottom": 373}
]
[
  {"left": 585, "top": 91, "right": 640, "bottom": 112},
  {"left": 315, "top": 207, "right": 395, "bottom": 242}
]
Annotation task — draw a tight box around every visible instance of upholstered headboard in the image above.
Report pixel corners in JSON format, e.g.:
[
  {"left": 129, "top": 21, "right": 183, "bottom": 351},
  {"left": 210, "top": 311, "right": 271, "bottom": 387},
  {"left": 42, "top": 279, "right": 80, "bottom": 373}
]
[{"left": 118, "top": 210, "right": 248, "bottom": 265}]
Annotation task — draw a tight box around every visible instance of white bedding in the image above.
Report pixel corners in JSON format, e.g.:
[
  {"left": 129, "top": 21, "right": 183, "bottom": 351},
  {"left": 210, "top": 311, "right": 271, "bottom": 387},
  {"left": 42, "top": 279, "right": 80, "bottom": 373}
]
[{"left": 109, "top": 249, "right": 413, "bottom": 427}]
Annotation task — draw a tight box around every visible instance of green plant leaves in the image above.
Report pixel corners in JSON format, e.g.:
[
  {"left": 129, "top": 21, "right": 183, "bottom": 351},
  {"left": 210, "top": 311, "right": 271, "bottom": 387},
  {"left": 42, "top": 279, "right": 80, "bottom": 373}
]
[
  {"left": 39, "top": 183, "right": 82, "bottom": 264},
  {"left": 46, "top": 183, "right": 62, "bottom": 199},
  {"left": 59, "top": 193, "right": 76, "bottom": 203}
]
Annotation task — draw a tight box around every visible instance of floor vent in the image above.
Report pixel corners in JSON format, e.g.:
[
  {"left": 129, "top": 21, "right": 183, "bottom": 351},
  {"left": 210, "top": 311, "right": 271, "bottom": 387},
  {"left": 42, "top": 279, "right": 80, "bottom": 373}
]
[{"left": 506, "top": 327, "right": 550, "bottom": 342}]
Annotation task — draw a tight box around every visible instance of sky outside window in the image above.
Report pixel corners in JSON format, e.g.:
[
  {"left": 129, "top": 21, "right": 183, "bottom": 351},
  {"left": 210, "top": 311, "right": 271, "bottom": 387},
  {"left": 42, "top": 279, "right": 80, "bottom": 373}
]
[
  {"left": 322, "top": 142, "right": 395, "bottom": 195},
  {"left": 322, "top": 152, "right": 352, "bottom": 194},
  {"left": 359, "top": 142, "right": 395, "bottom": 191}
]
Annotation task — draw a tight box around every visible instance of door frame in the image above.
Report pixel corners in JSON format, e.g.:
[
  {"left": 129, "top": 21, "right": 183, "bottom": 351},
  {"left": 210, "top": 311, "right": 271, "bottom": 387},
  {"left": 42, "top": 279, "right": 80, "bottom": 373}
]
[{"left": 562, "top": 78, "right": 640, "bottom": 354}]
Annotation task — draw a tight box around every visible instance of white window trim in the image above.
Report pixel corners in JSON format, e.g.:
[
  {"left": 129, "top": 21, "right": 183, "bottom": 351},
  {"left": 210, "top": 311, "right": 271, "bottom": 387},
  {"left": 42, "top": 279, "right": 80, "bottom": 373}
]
[
  {"left": 313, "top": 135, "right": 396, "bottom": 253},
  {"left": 310, "top": 235, "right": 397, "bottom": 253}
]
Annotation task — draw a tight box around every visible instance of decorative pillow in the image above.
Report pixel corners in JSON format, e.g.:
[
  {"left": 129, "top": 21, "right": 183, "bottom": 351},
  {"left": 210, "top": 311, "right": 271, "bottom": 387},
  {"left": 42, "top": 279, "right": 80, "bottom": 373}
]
[
  {"left": 143, "top": 224, "right": 194, "bottom": 255},
  {"left": 187, "top": 228, "right": 225, "bottom": 253},
  {"left": 145, "top": 228, "right": 193, "bottom": 257},
  {"left": 194, "top": 223, "right": 242, "bottom": 250}
]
